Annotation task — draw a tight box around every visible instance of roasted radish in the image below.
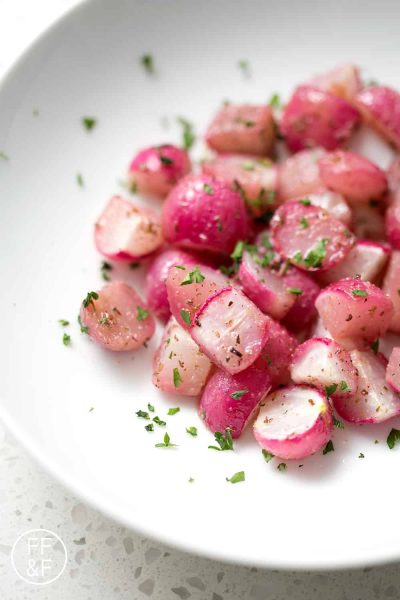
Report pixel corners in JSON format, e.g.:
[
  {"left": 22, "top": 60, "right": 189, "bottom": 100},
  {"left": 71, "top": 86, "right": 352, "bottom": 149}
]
[
  {"left": 278, "top": 148, "right": 326, "bottom": 201},
  {"left": 386, "top": 348, "right": 400, "bottom": 393},
  {"left": 355, "top": 86, "right": 400, "bottom": 150},
  {"left": 254, "top": 318, "right": 299, "bottom": 386},
  {"left": 382, "top": 250, "right": 400, "bottom": 333},
  {"left": 309, "top": 64, "right": 362, "bottom": 103}
]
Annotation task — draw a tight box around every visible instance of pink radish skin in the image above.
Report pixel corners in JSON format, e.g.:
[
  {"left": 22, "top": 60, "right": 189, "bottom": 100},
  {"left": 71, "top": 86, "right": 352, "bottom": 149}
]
[
  {"left": 191, "top": 287, "right": 269, "bottom": 375},
  {"left": 270, "top": 200, "right": 355, "bottom": 271},
  {"left": 380, "top": 332, "right": 400, "bottom": 361},
  {"left": 351, "top": 203, "right": 386, "bottom": 242},
  {"left": 205, "top": 104, "right": 275, "bottom": 156},
  {"left": 385, "top": 200, "right": 400, "bottom": 249},
  {"left": 152, "top": 317, "right": 211, "bottom": 396},
  {"left": 317, "top": 240, "right": 391, "bottom": 286},
  {"left": 200, "top": 367, "right": 272, "bottom": 438},
  {"left": 355, "top": 86, "right": 400, "bottom": 150},
  {"left": 332, "top": 350, "right": 400, "bottom": 424},
  {"left": 282, "top": 267, "right": 320, "bottom": 332},
  {"left": 80, "top": 282, "right": 155, "bottom": 352},
  {"left": 162, "top": 174, "right": 250, "bottom": 255},
  {"left": 146, "top": 249, "right": 198, "bottom": 320},
  {"left": 315, "top": 278, "right": 394, "bottom": 344},
  {"left": 306, "top": 190, "right": 352, "bottom": 225},
  {"left": 309, "top": 64, "right": 362, "bottom": 103},
  {"left": 238, "top": 251, "right": 296, "bottom": 320},
  {"left": 254, "top": 318, "right": 299, "bottom": 387},
  {"left": 166, "top": 263, "right": 230, "bottom": 330},
  {"left": 382, "top": 251, "right": 400, "bottom": 333},
  {"left": 202, "top": 154, "right": 278, "bottom": 217},
  {"left": 319, "top": 150, "right": 387, "bottom": 203},
  {"left": 278, "top": 148, "right": 326, "bottom": 201},
  {"left": 280, "top": 85, "right": 360, "bottom": 152},
  {"left": 94, "top": 196, "right": 163, "bottom": 261},
  {"left": 290, "top": 338, "right": 358, "bottom": 399},
  {"left": 386, "top": 347, "right": 400, "bottom": 393},
  {"left": 253, "top": 386, "right": 333, "bottom": 460},
  {"left": 127, "top": 144, "right": 191, "bottom": 198},
  {"left": 387, "top": 156, "right": 400, "bottom": 194}
]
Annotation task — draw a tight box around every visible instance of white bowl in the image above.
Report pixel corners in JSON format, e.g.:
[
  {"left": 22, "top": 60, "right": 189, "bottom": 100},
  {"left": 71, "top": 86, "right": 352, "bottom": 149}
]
[{"left": 1, "top": 0, "right": 399, "bottom": 570}]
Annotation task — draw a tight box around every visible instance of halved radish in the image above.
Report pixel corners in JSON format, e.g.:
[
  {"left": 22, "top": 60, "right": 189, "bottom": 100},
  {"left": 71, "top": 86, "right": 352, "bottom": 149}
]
[
  {"left": 355, "top": 86, "right": 400, "bottom": 150},
  {"left": 146, "top": 249, "right": 198, "bottom": 320},
  {"left": 94, "top": 196, "right": 163, "bottom": 260},
  {"left": 253, "top": 386, "right": 333, "bottom": 460},
  {"left": 282, "top": 267, "right": 320, "bottom": 332},
  {"left": 310, "top": 317, "right": 333, "bottom": 341},
  {"left": 254, "top": 317, "right": 299, "bottom": 386},
  {"left": 79, "top": 282, "right": 155, "bottom": 351},
  {"left": 270, "top": 200, "right": 355, "bottom": 271},
  {"left": 166, "top": 263, "right": 230, "bottom": 330},
  {"left": 290, "top": 337, "right": 358, "bottom": 399},
  {"left": 280, "top": 86, "right": 360, "bottom": 152},
  {"left": 238, "top": 251, "right": 296, "bottom": 320},
  {"left": 380, "top": 332, "right": 400, "bottom": 361},
  {"left": 152, "top": 317, "right": 211, "bottom": 396},
  {"left": 306, "top": 190, "right": 352, "bottom": 225},
  {"left": 382, "top": 250, "right": 400, "bottom": 333},
  {"left": 385, "top": 200, "right": 400, "bottom": 249},
  {"left": 127, "top": 144, "right": 191, "bottom": 198},
  {"left": 162, "top": 174, "right": 250, "bottom": 255},
  {"left": 388, "top": 156, "right": 400, "bottom": 194},
  {"left": 278, "top": 148, "right": 326, "bottom": 201},
  {"left": 309, "top": 64, "right": 362, "bottom": 103},
  {"left": 191, "top": 288, "right": 269, "bottom": 374},
  {"left": 318, "top": 150, "right": 387, "bottom": 202},
  {"left": 315, "top": 278, "right": 394, "bottom": 344},
  {"left": 386, "top": 348, "right": 400, "bottom": 393},
  {"left": 351, "top": 203, "right": 386, "bottom": 241},
  {"left": 332, "top": 350, "right": 400, "bottom": 423},
  {"left": 202, "top": 154, "right": 278, "bottom": 217},
  {"left": 205, "top": 104, "right": 275, "bottom": 156},
  {"left": 317, "top": 240, "right": 390, "bottom": 286},
  {"left": 200, "top": 366, "right": 272, "bottom": 438}
]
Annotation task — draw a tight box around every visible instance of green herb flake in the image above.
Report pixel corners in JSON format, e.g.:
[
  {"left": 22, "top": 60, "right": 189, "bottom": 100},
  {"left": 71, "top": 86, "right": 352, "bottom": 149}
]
[
  {"left": 188, "top": 477, "right": 195, "bottom": 483},
  {"left": 77, "top": 315, "right": 89, "bottom": 334},
  {"left": 82, "top": 117, "right": 97, "bottom": 131},
  {"left": 323, "top": 440, "right": 334, "bottom": 455},
  {"left": 83, "top": 291, "right": 99, "bottom": 308},
  {"left": 265, "top": 354, "right": 272, "bottom": 366},
  {"left": 159, "top": 155, "right": 174, "bottom": 166},
  {"left": 137, "top": 306, "right": 149, "bottom": 321},
  {"left": 89, "top": 407, "right": 94, "bottom": 412},
  {"left": 203, "top": 183, "right": 214, "bottom": 195},
  {"left": 371, "top": 339, "right": 379, "bottom": 354},
  {"left": 325, "top": 383, "right": 338, "bottom": 397},
  {"left": 100, "top": 261, "right": 112, "bottom": 282},
  {"left": 287, "top": 287, "right": 303, "bottom": 296},
  {"left": 268, "top": 93, "right": 281, "bottom": 108},
  {"left": 147, "top": 403, "right": 155, "bottom": 413},
  {"left": 299, "top": 198, "right": 311, "bottom": 206},
  {"left": 333, "top": 416, "right": 344, "bottom": 429},
  {"left": 231, "top": 240, "right": 245, "bottom": 262},
  {"left": 300, "top": 217, "right": 309, "bottom": 229},
  {"left": 387, "top": 428, "right": 400, "bottom": 449},
  {"left": 140, "top": 53, "right": 154, "bottom": 73},
  {"left": 230, "top": 389, "right": 248, "bottom": 400},
  {"left": 304, "top": 238, "right": 328, "bottom": 269},
  {"left": 0, "top": 151, "right": 9, "bottom": 161},
  {"left": 262, "top": 449, "right": 274, "bottom": 463},
  {"left": 180, "top": 267, "right": 205, "bottom": 286},
  {"left": 145, "top": 423, "right": 154, "bottom": 432},
  {"left": 352, "top": 289, "right": 368, "bottom": 297},
  {"left": 129, "top": 262, "right": 140, "bottom": 269},
  {"left": 153, "top": 416, "right": 166, "bottom": 427},
  {"left": 241, "top": 160, "right": 255, "bottom": 171},
  {"left": 62, "top": 333, "right": 71, "bottom": 347},
  {"left": 177, "top": 117, "right": 196, "bottom": 150},
  {"left": 173, "top": 367, "right": 182, "bottom": 388},
  {"left": 339, "top": 380, "right": 350, "bottom": 392},
  {"left": 186, "top": 426, "right": 198, "bottom": 437},
  {"left": 76, "top": 173, "right": 84, "bottom": 187},
  {"left": 59, "top": 319, "right": 70, "bottom": 327},
  {"left": 293, "top": 251, "right": 303, "bottom": 264},
  {"left": 238, "top": 59, "right": 250, "bottom": 76},
  {"left": 180, "top": 309, "right": 191, "bottom": 326},
  {"left": 136, "top": 410, "right": 150, "bottom": 420},
  {"left": 359, "top": 452, "right": 365, "bottom": 459},
  {"left": 277, "top": 463, "right": 287, "bottom": 472},
  {"left": 208, "top": 429, "right": 234, "bottom": 451},
  {"left": 155, "top": 432, "right": 177, "bottom": 448},
  {"left": 226, "top": 470, "right": 245, "bottom": 484},
  {"left": 167, "top": 407, "right": 180, "bottom": 416}
]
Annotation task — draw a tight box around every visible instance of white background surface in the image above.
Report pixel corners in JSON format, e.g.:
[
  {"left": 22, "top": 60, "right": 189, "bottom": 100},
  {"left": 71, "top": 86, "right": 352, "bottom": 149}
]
[{"left": 1, "top": 1, "right": 400, "bottom": 598}]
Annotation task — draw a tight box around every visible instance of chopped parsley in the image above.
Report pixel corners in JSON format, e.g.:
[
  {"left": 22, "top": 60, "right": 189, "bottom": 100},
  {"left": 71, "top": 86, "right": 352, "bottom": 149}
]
[
  {"left": 277, "top": 463, "right": 287, "bottom": 472},
  {"left": 167, "top": 407, "right": 180, "bottom": 416},
  {"left": 180, "top": 309, "right": 191, "bottom": 326},
  {"left": 188, "top": 477, "right": 194, "bottom": 483},
  {"left": 387, "top": 428, "right": 400, "bottom": 449},
  {"left": 0, "top": 151, "right": 9, "bottom": 161},
  {"left": 83, "top": 291, "right": 99, "bottom": 308},
  {"left": 77, "top": 315, "right": 89, "bottom": 334},
  {"left": 293, "top": 251, "right": 303, "bottom": 264},
  {"left": 352, "top": 289, "right": 368, "bottom": 297},
  {"left": 180, "top": 267, "right": 205, "bottom": 285},
  {"left": 186, "top": 426, "right": 198, "bottom": 437},
  {"left": 265, "top": 354, "right": 272, "bottom": 366},
  {"left": 76, "top": 173, "right": 84, "bottom": 187},
  {"left": 82, "top": 117, "right": 97, "bottom": 131},
  {"left": 147, "top": 403, "right": 155, "bottom": 413},
  {"left": 145, "top": 423, "right": 154, "bottom": 432},
  {"left": 325, "top": 383, "right": 338, "bottom": 397},
  {"left": 339, "top": 380, "right": 350, "bottom": 392},
  {"left": 62, "top": 333, "right": 71, "bottom": 346},
  {"left": 177, "top": 117, "right": 196, "bottom": 150},
  {"left": 230, "top": 389, "right": 248, "bottom": 400},
  {"left": 153, "top": 416, "right": 166, "bottom": 427},
  {"left": 59, "top": 319, "right": 69, "bottom": 326},
  {"left": 137, "top": 306, "right": 149, "bottom": 321},
  {"left": 173, "top": 367, "right": 182, "bottom": 388},
  {"left": 300, "top": 217, "right": 309, "bottom": 229},
  {"left": 304, "top": 238, "right": 328, "bottom": 269},
  {"left": 371, "top": 339, "right": 379, "bottom": 354},
  {"left": 231, "top": 240, "right": 245, "bottom": 261},
  {"left": 333, "top": 416, "right": 344, "bottom": 429},
  {"left": 136, "top": 410, "right": 150, "bottom": 420},
  {"left": 238, "top": 59, "right": 250, "bottom": 77},
  {"left": 155, "top": 432, "right": 177, "bottom": 448},
  {"left": 359, "top": 452, "right": 365, "bottom": 458},
  {"left": 100, "top": 261, "right": 112, "bottom": 281},
  {"left": 208, "top": 429, "right": 234, "bottom": 451},
  {"left": 323, "top": 440, "right": 334, "bottom": 455},
  {"left": 203, "top": 183, "right": 214, "bottom": 195},
  {"left": 241, "top": 160, "right": 255, "bottom": 171},
  {"left": 159, "top": 155, "right": 174, "bottom": 166},
  {"left": 262, "top": 449, "right": 274, "bottom": 463},
  {"left": 287, "top": 287, "right": 303, "bottom": 296},
  {"left": 268, "top": 93, "right": 281, "bottom": 108},
  {"left": 140, "top": 53, "right": 154, "bottom": 73},
  {"left": 226, "top": 470, "right": 245, "bottom": 484},
  {"left": 299, "top": 198, "right": 311, "bottom": 206}
]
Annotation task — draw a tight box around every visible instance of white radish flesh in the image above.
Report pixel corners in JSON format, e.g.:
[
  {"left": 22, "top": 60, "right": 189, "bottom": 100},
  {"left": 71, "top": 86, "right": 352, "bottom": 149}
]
[{"left": 386, "top": 348, "right": 400, "bottom": 393}]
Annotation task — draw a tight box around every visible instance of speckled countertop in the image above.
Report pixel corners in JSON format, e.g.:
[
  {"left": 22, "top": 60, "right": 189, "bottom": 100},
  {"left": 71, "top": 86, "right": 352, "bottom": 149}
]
[{"left": 1, "top": 2, "right": 400, "bottom": 599}]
